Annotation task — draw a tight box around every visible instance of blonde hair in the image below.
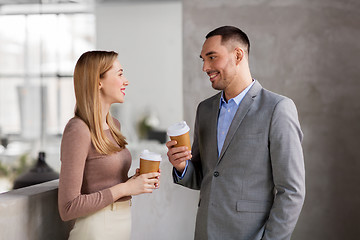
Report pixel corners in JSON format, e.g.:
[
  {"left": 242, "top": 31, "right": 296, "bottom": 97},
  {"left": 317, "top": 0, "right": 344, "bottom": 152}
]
[{"left": 73, "top": 50, "right": 127, "bottom": 154}]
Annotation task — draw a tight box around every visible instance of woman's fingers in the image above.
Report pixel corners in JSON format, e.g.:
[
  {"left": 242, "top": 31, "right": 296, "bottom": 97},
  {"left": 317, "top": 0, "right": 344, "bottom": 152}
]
[
  {"left": 142, "top": 172, "right": 160, "bottom": 179},
  {"left": 138, "top": 172, "right": 160, "bottom": 191}
]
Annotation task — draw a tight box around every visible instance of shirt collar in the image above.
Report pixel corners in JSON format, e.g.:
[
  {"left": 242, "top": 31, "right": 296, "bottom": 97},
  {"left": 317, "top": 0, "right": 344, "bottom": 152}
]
[{"left": 219, "top": 79, "right": 255, "bottom": 108}]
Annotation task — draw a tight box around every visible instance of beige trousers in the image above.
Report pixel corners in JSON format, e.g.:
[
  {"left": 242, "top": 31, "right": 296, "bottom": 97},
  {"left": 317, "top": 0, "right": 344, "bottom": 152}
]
[{"left": 68, "top": 200, "right": 131, "bottom": 240}]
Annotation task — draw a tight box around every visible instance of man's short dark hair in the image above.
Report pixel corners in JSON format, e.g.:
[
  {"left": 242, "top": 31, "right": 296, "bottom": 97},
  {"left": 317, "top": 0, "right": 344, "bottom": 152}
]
[{"left": 206, "top": 26, "right": 250, "bottom": 55}]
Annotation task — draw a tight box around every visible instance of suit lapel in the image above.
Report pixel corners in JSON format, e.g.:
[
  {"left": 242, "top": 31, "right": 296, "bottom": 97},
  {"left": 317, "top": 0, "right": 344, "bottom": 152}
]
[
  {"left": 211, "top": 93, "right": 221, "bottom": 158},
  {"left": 217, "top": 81, "right": 262, "bottom": 163}
]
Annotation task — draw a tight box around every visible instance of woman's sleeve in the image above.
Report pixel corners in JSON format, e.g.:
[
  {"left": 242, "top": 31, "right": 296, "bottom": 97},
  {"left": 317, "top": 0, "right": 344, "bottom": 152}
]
[{"left": 58, "top": 120, "right": 113, "bottom": 221}]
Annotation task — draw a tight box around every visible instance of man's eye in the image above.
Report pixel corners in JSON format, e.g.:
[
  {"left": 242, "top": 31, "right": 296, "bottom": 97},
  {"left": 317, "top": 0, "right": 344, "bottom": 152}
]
[{"left": 209, "top": 56, "right": 215, "bottom": 60}]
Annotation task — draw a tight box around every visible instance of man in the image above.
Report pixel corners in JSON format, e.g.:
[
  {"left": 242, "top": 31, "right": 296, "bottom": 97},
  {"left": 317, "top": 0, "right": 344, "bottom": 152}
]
[{"left": 166, "top": 26, "right": 305, "bottom": 240}]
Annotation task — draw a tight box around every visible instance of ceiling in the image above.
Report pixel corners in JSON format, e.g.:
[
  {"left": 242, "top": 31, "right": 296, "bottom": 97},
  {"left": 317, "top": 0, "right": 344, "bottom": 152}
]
[
  {"left": 0, "top": 0, "right": 178, "bottom": 5},
  {"left": 0, "top": 0, "right": 179, "bottom": 15},
  {"left": 0, "top": 0, "right": 90, "bottom": 4}
]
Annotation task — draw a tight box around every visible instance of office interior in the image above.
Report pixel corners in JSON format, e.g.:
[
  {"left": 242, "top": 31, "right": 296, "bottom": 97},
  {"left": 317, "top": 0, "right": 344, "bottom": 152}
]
[{"left": 0, "top": 0, "right": 359, "bottom": 239}]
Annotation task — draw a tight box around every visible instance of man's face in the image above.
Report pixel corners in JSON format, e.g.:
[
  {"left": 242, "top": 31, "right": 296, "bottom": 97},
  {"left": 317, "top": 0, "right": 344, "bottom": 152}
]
[{"left": 200, "top": 35, "right": 237, "bottom": 91}]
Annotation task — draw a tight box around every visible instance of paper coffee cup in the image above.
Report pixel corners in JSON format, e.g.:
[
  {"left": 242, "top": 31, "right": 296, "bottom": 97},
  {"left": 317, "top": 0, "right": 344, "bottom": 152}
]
[
  {"left": 139, "top": 149, "right": 162, "bottom": 174},
  {"left": 167, "top": 121, "right": 191, "bottom": 150}
]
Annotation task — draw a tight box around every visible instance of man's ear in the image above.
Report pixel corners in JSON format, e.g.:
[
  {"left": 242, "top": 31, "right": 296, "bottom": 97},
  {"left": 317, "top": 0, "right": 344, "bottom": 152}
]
[{"left": 234, "top": 47, "right": 245, "bottom": 65}]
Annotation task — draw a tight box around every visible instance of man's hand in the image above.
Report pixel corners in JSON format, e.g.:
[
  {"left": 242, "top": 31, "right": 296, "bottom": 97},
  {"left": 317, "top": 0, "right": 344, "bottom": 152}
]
[{"left": 166, "top": 140, "right": 192, "bottom": 174}]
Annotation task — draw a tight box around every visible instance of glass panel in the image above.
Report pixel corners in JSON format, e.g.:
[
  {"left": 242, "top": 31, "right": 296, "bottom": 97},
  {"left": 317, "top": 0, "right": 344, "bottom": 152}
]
[
  {"left": 58, "top": 77, "right": 76, "bottom": 132},
  {"left": 58, "top": 14, "right": 95, "bottom": 74},
  {"left": 0, "top": 6, "right": 95, "bottom": 193},
  {"left": 0, "top": 15, "right": 26, "bottom": 74},
  {"left": 0, "top": 13, "right": 94, "bottom": 136},
  {"left": 27, "top": 14, "right": 58, "bottom": 74},
  {"left": 39, "top": 77, "right": 76, "bottom": 135},
  {"left": 0, "top": 78, "right": 23, "bottom": 134}
]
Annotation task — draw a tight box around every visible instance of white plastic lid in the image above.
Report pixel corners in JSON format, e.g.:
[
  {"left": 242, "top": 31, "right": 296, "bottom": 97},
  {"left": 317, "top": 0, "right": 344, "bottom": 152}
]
[
  {"left": 140, "top": 149, "right": 162, "bottom": 161},
  {"left": 167, "top": 121, "right": 190, "bottom": 136}
]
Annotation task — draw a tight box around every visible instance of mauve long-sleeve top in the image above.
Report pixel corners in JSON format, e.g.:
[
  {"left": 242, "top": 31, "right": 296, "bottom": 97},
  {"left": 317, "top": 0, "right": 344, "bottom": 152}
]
[{"left": 58, "top": 117, "right": 131, "bottom": 221}]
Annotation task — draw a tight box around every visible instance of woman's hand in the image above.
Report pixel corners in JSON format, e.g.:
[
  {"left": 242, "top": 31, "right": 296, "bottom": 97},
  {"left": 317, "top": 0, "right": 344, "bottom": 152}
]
[
  {"left": 131, "top": 168, "right": 141, "bottom": 178},
  {"left": 130, "top": 168, "right": 160, "bottom": 188},
  {"left": 125, "top": 171, "right": 160, "bottom": 196},
  {"left": 154, "top": 168, "right": 161, "bottom": 189},
  {"left": 110, "top": 169, "right": 161, "bottom": 201}
]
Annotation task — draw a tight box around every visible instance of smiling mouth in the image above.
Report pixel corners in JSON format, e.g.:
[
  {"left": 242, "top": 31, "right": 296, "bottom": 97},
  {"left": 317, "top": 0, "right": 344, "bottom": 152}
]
[
  {"left": 120, "top": 88, "right": 126, "bottom": 95},
  {"left": 208, "top": 71, "right": 219, "bottom": 81}
]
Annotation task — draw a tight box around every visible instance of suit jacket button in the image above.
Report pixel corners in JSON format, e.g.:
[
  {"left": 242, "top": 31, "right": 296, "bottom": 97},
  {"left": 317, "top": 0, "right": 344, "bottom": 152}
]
[{"left": 214, "top": 171, "right": 219, "bottom": 177}]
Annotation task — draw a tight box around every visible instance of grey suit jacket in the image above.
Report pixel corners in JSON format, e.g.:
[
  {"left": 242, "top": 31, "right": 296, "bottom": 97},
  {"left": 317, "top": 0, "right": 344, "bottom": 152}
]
[{"left": 174, "top": 81, "right": 305, "bottom": 240}]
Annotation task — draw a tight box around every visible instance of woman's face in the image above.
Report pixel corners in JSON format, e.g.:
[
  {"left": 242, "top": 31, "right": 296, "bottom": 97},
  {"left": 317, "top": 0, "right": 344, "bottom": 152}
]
[{"left": 99, "top": 59, "right": 129, "bottom": 105}]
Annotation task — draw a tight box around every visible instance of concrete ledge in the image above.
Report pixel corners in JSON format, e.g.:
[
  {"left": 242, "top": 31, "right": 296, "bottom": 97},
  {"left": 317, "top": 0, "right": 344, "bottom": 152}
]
[
  {"left": 0, "top": 159, "right": 200, "bottom": 240},
  {"left": 0, "top": 180, "right": 72, "bottom": 240}
]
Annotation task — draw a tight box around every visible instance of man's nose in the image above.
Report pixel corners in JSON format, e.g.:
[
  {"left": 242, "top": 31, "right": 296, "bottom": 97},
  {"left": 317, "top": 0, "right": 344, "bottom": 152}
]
[{"left": 202, "top": 61, "right": 209, "bottom": 72}]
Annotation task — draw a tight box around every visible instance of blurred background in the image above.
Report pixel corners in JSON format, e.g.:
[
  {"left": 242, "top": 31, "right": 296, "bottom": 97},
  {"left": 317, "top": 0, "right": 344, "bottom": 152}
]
[
  {"left": 0, "top": 0, "right": 183, "bottom": 190},
  {"left": 0, "top": 0, "right": 359, "bottom": 239}
]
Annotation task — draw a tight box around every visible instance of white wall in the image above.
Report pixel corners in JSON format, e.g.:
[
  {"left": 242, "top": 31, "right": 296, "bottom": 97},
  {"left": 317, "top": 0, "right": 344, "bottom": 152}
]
[
  {"left": 96, "top": 3, "right": 199, "bottom": 240},
  {"left": 95, "top": 1, "right": 183, "bottom": 142}
]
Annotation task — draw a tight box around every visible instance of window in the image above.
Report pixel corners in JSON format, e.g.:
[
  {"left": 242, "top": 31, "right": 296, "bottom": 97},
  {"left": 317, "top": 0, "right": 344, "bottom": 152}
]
[
  {"left": 0, "top": 8, "right": 95, "bottom": 137},
  {"left": 0, "top": 3, "right": 95, "bottom": 192}
]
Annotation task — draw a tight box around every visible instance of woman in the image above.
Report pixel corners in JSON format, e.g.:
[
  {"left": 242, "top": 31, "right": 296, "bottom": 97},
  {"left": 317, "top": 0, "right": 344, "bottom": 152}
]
[{"left": 58, "top": 51, "right": 160, "bottom": 240}]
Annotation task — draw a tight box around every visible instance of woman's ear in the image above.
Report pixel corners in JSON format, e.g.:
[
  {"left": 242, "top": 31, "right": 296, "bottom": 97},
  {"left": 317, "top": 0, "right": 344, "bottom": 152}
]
[{"left": 98, "top": 81, "right": 102, "bottom": 90}]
